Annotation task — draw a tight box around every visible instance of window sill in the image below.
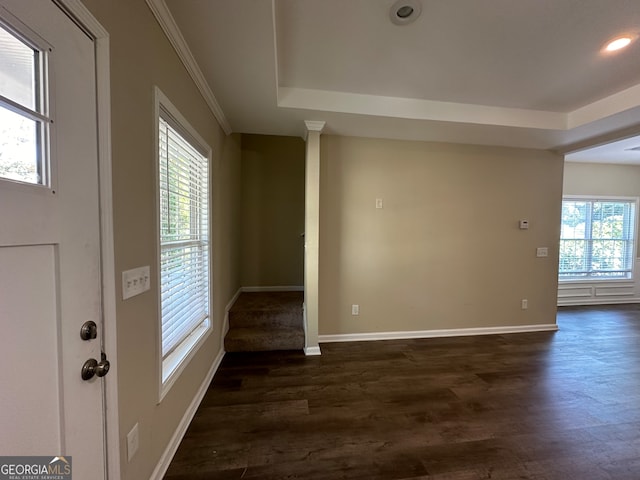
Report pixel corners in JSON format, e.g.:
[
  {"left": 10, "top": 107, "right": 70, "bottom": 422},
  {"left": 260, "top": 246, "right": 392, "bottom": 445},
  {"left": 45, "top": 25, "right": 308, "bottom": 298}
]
[
  {"left": 159, "top": 318, "right": 211, "bottom": 403},
  {"left": 559, "top": 278, "right": 633, "bottom": 284}
]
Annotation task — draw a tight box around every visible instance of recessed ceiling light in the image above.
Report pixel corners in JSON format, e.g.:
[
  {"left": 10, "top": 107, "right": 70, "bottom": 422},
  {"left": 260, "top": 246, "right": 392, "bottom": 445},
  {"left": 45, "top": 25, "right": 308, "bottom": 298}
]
[
  {"left": 604, "top": 35, "right": 636, "bottom": 52},
  {"left": 396, "top": 6, "right": 414, "bottom": 18},
  {"left": 390, "top": 0, "right": 422, "bottom": 26}
]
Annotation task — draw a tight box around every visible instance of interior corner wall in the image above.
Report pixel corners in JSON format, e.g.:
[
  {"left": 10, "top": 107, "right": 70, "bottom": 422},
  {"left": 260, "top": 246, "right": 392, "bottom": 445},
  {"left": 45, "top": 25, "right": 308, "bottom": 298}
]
[
  {"left": 240, "top": 134, "right": 305, "bottom": 287},
  {"left": 79, "top": 1, "right": 242, "bottom": 479},
  {"left": 561, "top": 161, "right": 640, "bottom": 305},
  {"left": 319, "top": 135, "right": 564, "bottom": 336}
]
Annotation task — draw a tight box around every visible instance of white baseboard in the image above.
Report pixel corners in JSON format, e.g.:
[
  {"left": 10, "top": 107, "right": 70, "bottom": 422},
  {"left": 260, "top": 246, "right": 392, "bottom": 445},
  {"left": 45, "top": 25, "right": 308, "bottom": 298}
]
[
  {"left": 150, "top": 348, "right": 224, "bottom": 480},
  {"left": 558, "top": 298, "right": 640, "bottom": 307},
  {"left": 241, "top": 285, "right": 304, "bottom": 292},
  {"left": 318, "top": 323, "right": 559, "bottom": 344},
  {"left": 304, "top": 345, "right": 321, "bottom": 356}
]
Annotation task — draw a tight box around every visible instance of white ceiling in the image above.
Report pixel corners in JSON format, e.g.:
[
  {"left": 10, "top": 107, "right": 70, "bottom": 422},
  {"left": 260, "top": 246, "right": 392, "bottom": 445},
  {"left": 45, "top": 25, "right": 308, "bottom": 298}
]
[
  {"left": 158, "top": 0, "right": 640, "bottom": 161},
  {"left": 566, "top": 133, "right": 640, "bottom": 164}
]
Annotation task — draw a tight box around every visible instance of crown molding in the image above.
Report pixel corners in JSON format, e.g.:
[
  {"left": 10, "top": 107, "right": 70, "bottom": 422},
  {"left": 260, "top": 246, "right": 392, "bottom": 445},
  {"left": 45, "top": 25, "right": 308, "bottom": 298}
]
[
  {"left": 146, "top": 0, "right": 232, "bottom": 135},
  {"left": 304, "top": 120, "right": 326, "bottom": 133}
]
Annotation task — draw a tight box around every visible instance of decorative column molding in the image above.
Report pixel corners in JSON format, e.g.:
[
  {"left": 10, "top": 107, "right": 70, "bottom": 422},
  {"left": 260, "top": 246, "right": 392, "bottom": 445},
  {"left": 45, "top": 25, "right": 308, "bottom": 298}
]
[
  {"left": 303, "top": 120, "right": 325, "bottom": 356},
  {"left": 304, "top": 120, "right": 326, "bottom": 136}
]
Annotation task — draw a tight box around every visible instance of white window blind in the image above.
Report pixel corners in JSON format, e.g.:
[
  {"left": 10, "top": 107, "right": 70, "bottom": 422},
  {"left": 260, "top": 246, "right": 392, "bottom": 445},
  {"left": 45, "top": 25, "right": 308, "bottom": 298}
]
[
  {"left": 159, "top": 113, "right": 209, "bottom": 359},
  {"left": 559, "top": 199, "right": 636, "bottom": 280}
]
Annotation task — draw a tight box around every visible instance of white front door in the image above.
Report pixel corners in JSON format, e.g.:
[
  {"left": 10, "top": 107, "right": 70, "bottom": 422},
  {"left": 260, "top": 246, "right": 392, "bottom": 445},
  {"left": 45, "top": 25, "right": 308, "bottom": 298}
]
[{"left": 0, "top": 1, "right": 107, "bottom": 478}]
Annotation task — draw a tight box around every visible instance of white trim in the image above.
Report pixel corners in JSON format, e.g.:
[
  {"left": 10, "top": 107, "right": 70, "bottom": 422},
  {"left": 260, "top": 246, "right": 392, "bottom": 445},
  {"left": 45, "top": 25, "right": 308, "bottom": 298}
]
[
  {"left": 559, "top": 195, "right": 638, "bottom": 281},
  {"left": 318, "top": 324, "right": 559, "bottom": 343},
  {"left": 557, "top": 258, "right": 640, "bottom": 306},
  {"left": 280, "top": 87, "right": 567, "bottom": 130},
  {"left": 562, "top": 194, "right": 640, "bottom": 201},
  {"left": 304, "top": 346, "right": 321, "bottom": 356},
  {"left": 558, "top": 278, "right": 633, "bottom": 285},
  {"left": 595, "top": 285, "right": 635, "bottom": 297},
  {"left": 154, "top": 86, "right": 213, "bottom": 155},
  {"left": 154, "top": 86, "right": 214, "bottom": 403},
  {"left": 304, "top": 120, "right": 326, "bottom": 132},
  {"left": 559, "top": 298, "right": 640, "bottom": 306},
  {"left": 279, "top": 81, "right": 640, "bottom": 134},
  {"left": 568, "top": 83, "right": 640, "bottom": 129},
  {"left": 241, "top": 285, "right": 304, "bottom": 292},
  {"left": 145, "top": 0, "right": 231, "bottom": 135},
  {"left": 303, "top": 120, "right": 325, "bottom": 141},
  {"left": 160, "top": 321, "right": 212, "bottom": 402},
  {"left": 149, "top": 348, "right": 224, "bottom": 480},
  {"left": 223, "top": 288, "right": 243, "bottom": 342},
  {"left": 54, "top": 2, "right": 120, "bottom": 478},
  {"left": 302, "top": 302, "right": 307, "bottom": 336},
  {"left": 558, "top": 287, "right": 593, "bottom": 298},
  {"left": 54, "top": 0, "right": 103, "bottom": 35}
]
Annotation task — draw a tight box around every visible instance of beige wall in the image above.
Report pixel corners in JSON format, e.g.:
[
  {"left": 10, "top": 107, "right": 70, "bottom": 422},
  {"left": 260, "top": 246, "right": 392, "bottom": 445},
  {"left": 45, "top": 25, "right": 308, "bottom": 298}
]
[
  {"left": 319, "top": 136, "right": 563, "bottom": 335},
  {"left": 563, "top": 161, "right": 640, "bottom": 197},
  {"left": 80, "top": 1, "right": 241, "bottom": 479},
  {"left": 240, "top": 134, "right": 305, "bottom": 286}
]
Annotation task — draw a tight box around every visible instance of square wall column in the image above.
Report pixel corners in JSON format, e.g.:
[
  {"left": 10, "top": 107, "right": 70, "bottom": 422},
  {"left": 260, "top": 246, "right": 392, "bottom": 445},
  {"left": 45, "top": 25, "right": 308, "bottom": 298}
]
[{"left": 303, "top": 120, "right": 325, "bottom": 355}]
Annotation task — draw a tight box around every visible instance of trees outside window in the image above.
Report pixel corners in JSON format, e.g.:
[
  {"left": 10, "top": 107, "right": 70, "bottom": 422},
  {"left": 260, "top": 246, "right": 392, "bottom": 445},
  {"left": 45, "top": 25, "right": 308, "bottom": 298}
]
[{"left": 559, "top": 199, "right": 636, "bottom": 280}]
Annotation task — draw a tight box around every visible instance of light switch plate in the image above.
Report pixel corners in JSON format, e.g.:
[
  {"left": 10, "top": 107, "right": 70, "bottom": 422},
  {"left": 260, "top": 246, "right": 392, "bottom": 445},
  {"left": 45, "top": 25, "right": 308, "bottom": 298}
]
[
  {"left": 122, "top": 266, "right": 151, "bottom": 300},
  {"left": 536, "top": 247, "right": 548, "bottom": 257}
]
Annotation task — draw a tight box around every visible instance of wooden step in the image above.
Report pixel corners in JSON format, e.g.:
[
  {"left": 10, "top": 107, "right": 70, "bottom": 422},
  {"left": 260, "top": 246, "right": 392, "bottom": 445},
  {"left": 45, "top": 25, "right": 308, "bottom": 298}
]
[
  {"left": 224, "top": 326, "right": 304, "bottom": 352},
  {"left": 225, "top": 291, "right": 304, "bottom": 352}
]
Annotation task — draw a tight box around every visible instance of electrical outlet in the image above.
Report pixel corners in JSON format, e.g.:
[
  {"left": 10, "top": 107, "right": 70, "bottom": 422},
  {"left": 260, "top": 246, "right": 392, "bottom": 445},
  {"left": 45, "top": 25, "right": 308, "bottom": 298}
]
[
  {"left": 127, "top": 423, "right": 139, "bottom": 461},
  {"left": 351, "top": 304, "right": 360, "bottom": 315},
  {"left": 521, "top": 299, "right": 528, "bottom": 310},
  {"left": 536, "top": 247, "right": 548, "bottom": 258},
  {"left": 122, "top": 266, "right": 151, "bottom": 300}
]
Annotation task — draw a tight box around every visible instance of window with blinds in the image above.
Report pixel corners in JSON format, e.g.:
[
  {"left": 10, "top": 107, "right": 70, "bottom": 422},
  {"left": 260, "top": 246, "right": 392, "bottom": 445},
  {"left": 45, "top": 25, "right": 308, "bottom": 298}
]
[
  {"left": 156, "top": 90, "right": 211, "bottom": 394},
  {"left": 559, "top": 198, "right": 636, "bottom": 280}
]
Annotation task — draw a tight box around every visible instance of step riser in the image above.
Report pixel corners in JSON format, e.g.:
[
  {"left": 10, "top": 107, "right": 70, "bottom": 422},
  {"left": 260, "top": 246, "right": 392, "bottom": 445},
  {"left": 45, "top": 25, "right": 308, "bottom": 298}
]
[
  {"left": 229, "top": 310, "right": 302, "bottom": 329},
  {"left": 225, "top": 331, "right": 304, "bottom": 352}
]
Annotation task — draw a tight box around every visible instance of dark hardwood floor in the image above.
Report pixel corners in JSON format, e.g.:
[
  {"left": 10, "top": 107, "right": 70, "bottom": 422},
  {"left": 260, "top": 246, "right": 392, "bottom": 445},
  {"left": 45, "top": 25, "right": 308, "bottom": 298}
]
[{"left": 164, "top": 305, "right": 640, "bottom": 479}]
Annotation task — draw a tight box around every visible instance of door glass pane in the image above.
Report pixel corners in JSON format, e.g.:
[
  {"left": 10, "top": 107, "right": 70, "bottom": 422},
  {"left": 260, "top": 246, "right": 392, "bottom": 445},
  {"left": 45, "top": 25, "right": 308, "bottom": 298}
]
[
  {"left": 0, "top": 24, "right": 37, "bottom": 110},
  {"left": 0, "top": 105, "right": 41, "bottom": 184}
]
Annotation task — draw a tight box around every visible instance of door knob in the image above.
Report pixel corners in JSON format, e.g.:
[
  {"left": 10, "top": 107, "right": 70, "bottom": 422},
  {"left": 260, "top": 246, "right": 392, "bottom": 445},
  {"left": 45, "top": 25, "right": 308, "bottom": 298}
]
[
  {"left": 81, "top": 352, "right": 110, "bottom": 380},
  {"left": 80, "top": 321, "right": 98, "bottom": 340}
]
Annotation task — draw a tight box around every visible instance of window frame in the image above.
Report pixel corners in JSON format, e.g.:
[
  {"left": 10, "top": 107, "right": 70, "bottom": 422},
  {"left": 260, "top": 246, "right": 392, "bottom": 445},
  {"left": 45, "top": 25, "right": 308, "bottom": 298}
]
[
  {"left": 559, "top": 195, "right": 638, "bottom": 283},
  {"left": 154, "top": 86, "right": 213, "bottom": 402},
  {"left": 0, "top": 16, "right": 53, "bottom": 190}
]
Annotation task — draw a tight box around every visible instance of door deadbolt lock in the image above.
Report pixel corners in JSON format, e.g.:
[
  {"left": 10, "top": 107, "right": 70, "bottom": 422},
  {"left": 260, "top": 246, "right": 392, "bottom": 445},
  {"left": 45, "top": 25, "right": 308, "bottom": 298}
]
[
  {"left": 80, "top": 321, "right": 98, "bottom": 340},
  {"left": 81, "top": 352, "right": 110, "bottom": 380}
]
